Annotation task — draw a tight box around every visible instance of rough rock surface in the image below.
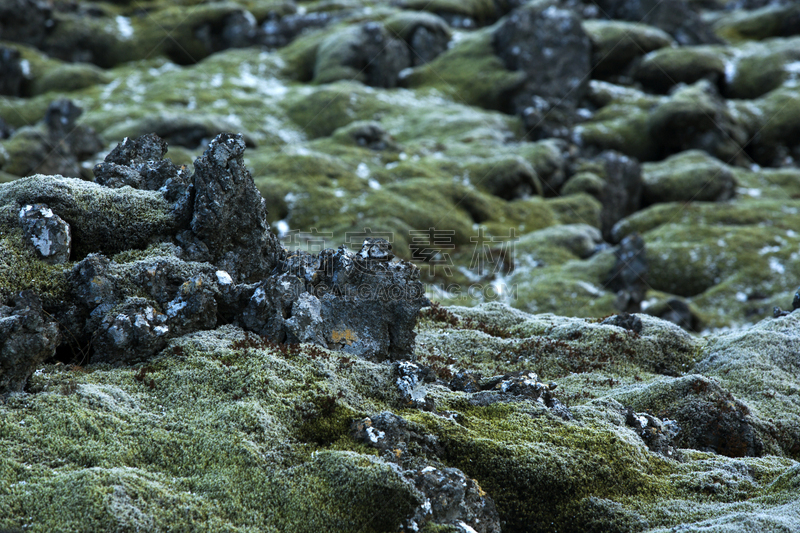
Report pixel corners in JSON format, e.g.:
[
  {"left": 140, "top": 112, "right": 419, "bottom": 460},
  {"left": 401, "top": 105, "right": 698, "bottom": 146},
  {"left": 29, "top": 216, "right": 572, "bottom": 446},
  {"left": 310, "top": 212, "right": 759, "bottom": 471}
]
[{"left": 2, "top": 0, "right": 800, "bottom": 530}]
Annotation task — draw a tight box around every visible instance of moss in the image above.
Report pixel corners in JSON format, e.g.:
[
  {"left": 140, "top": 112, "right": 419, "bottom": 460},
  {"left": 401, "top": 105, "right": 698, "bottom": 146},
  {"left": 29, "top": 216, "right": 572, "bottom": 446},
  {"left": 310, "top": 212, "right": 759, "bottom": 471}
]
[
  {"left": 402, "top": 405, "right": 668, "bottom": 532},
  {"left": 403, "top": 26, "right": 525, "bottom": 111},
  {"left": 634, "top": 46, "right": 728, "bottom": 93},
  {"left": 400, "top": 0, "right": 497, "bottom": 23},
  {"left": 547, "top": 193, "right": 603, "bottom": 229},
  {"left": 712, "top": 3, "right": 800, "bottom": 42},
  {"left": 0, "top": 219, "right": 71, "bottom": 308},
  {"left": 0, "top": 175, "right": 176, "bottom": 258},
  {"left": 640, "top": 150, "right": 736, "bottom": 204},
  {"left": 583, "top": 20, "right": 674, "bottom": 76},
  {"left": 282, "top": 82, "right": 396, "bottom": 139},
  {"left": 29, "top": 63, "right": 111, "bottom": 97},
  {"left": 576, "top": 107, "right": 656, "bottom": 162}
]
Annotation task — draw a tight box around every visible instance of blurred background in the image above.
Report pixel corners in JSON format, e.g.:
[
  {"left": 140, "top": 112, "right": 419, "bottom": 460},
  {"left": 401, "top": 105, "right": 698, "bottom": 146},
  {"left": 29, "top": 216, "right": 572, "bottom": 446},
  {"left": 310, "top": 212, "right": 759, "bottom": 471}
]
[{"left": 1, "top": 0, "right": 799, "bottom": 332}]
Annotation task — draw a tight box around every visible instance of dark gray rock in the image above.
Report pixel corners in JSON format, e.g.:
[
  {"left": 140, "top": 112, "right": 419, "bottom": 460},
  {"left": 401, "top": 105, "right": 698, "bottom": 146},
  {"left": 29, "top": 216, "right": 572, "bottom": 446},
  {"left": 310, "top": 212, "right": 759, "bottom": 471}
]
[
  {"left": 259, "top": 10, "right": 337, "bottom": 49},
  {"left": 396, "top": 360, "right": 435, "bottom": 410},
  {"left": 18, "top": 203, "right": 71, "bottom": 264},
  {"left": 0, "top": 291, "right": 60, "bottom": 395},
  {"left": 466, "top": 370, "right": 573, "bottom": 420},
  {"left": 408, "top": 465, "right": 501, "bottom": 533},
  {"left": 93, "top": 134, "right": 192, "bottom": 210},
  {"left": 0, "top": 46, "right": 25, "bottom": 97},
  {"left": 91, "top": 297, "right": 170, "bottom": 365},
  {"left": 241, "top": 273, "right": 305, "bottom": 343},
  {"left": 566, "top": 150, "right": 642, "bottom": 240},
  {"left": 189, "top": 133, "right": 282, "bottom": 283},
  {"left": 194, "top": 9, "right": 258, "bottom": 54},
  {"left": 314, "top": 22, "right": 412, "bottom": 88},
  {"left": 285, "top": 292, "right": 325, "bottom": 345},
  {"left": 0, "top": 0, "right": 53, "bottom": 49},
  {"left": 492, "top": 2, "right": 591, "bottom": 139},
  {"left": 590, "top": 0, "right": 722, "bottom": 45},
  {"left": 606, "top": 233, "right": 648, "bottom": 313},
  {"left": 623, "top": 406, "right": 682, "bottom": 459},
  {"left": 0, "top": 99, "right": 103, "bottom": 179},
  {"left": 602, "top": 312, "right": 643, "bottom": 334},
  {"left": 384, "top": 11, "right": 451, "bottom": 66}
]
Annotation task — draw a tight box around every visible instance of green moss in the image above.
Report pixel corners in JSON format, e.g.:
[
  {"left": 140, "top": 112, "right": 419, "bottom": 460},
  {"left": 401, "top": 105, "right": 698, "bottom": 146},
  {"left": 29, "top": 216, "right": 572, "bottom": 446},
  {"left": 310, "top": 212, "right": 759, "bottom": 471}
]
[
  {"left": 577, "top": 107, "right": 656, "bottom": 161},
  {"left": 0, "top": 221, "right": 71, "bottom": 307},
  {"left": 30, "top": 63, "right": 111, "bottom": 97},
  {"left": 404, "top": 26, "right": 525, "bottom": 111},
  {"left": 401, "top": 0, "right": 497, "bottom": 22},
  {"left": 403, "top": 405, "right": 668, "bottom": 532}
]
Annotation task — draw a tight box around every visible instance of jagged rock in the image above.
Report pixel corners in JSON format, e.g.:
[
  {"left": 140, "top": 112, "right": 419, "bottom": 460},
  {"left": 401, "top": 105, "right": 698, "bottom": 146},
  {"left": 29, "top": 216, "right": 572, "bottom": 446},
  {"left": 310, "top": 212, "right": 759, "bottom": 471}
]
[
  {"left": 0, "top": 46, "right": 25, "bottom": 97},
  {"left": 0, "top": 0, "right": 53, "bottom": 49},
  {"left": 351, "top": 411, "right": 501, "bottom": 532},
  {"left": 591, "top": 0, "right": 722, "bottom": 45},
  {"left": 259, "top": 10, "right": 337, "bottom": 49},
  {"left": 396, "top": 361, "right": 435, "bottom": 410},
  {"left": 606, "top": 233, "right": 648, "bottom": 313},
  {"left": 18, "top": 203, "right": 71, "bottom": 264},
  {"left": 493, "top": 1, "right": 591, "bottom": 138},
  {"left": 384, "top": 11, "right": 451, "bottom": 66},
  {"left": 188, "top": 133, "right": 282, "bottom": 282},
  {"left": 91, "top": 297, "right": 170, "bottom": 365},
  {"left": 313, "top": 22, "right": 411, "bottom": 88},
  {"left": 619, "top": 375, "right": 765, "bottom": 457},
  {"left": 0, "top": 99, "right": 102, "bottom": 179},
  {"left": 285, "top": 292, "right": 325, "bottom": 345},
  {"left": 0, "top": 290, "right": 60, "bottom": 395},
  {"left": 623, "top": 406, "right": 682, "bottom": 458}
]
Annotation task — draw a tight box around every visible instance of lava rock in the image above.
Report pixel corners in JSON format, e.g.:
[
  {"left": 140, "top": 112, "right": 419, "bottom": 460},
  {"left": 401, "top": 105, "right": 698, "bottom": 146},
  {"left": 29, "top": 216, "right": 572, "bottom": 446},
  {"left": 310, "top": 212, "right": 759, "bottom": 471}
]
[
  {"left": 458, "top": 370, "right": 572, "bottom": 420},
  {"left": 384, "top": 11, "right": 451, "bottom": 66},
  {"left": 407, "top": 465, "right": 501, "bottom": 533},
  {"left": 627, "top": 375, "right": 765, "bottom": 458},
  {"left": 606, "top": 233, "right": 648, "bottom": 313},
  {"left": 0, "top": 99, "right": 103, "bottom": 179},
  {"left": 188, "top": 133, "right": 282, "bottom": 282},
  {"left": 623, "top": 406, "right": 682, "bottom": 459},
  {"left": 0, "top": 46, "right": 26, "bottom": 97},
  {"left": 91, "top": 297, "right": 170, "bottom": 365},
  {"left": 601, "top": 312, "right": 644, "bottom": 334},
  {"left": 0, "top": 291, "right": 60, "bottom": 395},
  {"left": 0, "top": 0, "right": 53, "bottom": 49},
  {"left": 285, "top": 292, "right": 325, "bottom": 345},
  {"left": 492, "top": 2, "right": 591, "bottom": 138},
  {"left": 351, "top": 411, "right": 443, "bottom": 460},
  {"left": 241, "top": 273, "right": 305, "bottom": 343},
  {"left": 590, "top": 0, "right": 722, "bottom": 45},
  {"left": 259, "top": 10, "right": 337, "bottom": 49},
  {"left": 565, "top": 150, "right": 642, "bottom": 240},
  {"left": 313, "top": 22, "right": 412, "bottom": 88},
  {"left": 396, "top": 360, "right": 435, "bottom": 410},
  {"left": 18, "top": 203, "right": 71, "bottom": 264},
  {"left": 93, "top": 134, "right": 191, "bottom": 209}
]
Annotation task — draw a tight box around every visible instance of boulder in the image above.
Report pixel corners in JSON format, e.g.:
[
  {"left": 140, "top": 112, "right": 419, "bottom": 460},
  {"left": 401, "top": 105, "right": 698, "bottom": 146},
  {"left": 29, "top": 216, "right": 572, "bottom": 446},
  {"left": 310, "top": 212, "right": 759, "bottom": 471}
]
[
  {"left": 492, "top": 1, "right": 592, "bottom": 138},
  {"left": 0, "top": 290, "right": 60, "bottom": 395}
]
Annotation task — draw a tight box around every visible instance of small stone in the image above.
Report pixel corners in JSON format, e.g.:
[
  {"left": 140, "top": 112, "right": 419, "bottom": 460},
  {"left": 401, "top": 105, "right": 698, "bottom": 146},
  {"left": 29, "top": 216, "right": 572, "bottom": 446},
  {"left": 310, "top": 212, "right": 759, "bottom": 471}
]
[{"left": 18, "top": 203, "right": 72, "bottom": 264}]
